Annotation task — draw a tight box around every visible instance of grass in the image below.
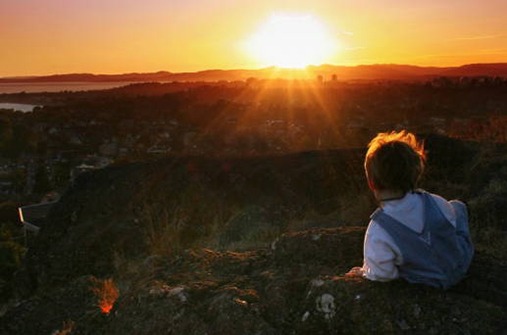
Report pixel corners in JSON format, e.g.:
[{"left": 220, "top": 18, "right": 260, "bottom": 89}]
[
  {"left": 138, "top": 182, "right": 240, "bottom": 257},
  {"left": 82, "top": 136, "right": 507, "bottom": 287}
]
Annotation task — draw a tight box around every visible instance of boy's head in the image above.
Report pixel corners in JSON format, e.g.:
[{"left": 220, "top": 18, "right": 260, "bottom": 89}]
[{"left": 364, "top": 130, "right": 425, "bottom": 193}]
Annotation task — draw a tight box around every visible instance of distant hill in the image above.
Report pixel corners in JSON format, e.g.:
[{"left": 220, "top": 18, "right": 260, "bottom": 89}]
[
  {"left": 2, "top": 63, "right": 507, "bottom": 83},
  {"left": 439, "top": 63, "right": 507, "bottom": 77},
  {"left": 0, "top": 71, "right": 174, "bottom": 83}
]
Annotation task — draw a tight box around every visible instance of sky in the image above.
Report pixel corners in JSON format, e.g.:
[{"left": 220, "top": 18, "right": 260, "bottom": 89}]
[{"left": 1, "top": 0, "right": 507, "bottom": 76}]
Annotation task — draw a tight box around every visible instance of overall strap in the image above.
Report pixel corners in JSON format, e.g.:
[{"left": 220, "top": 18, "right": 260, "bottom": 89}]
[{"left": 371, "top": 192, "right": 462, "bottom": 288}]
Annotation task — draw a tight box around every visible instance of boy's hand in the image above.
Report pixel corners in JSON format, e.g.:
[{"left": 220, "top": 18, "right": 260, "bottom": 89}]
[{"left": 346, "top": 267, "right": 364, "bottom": 277}]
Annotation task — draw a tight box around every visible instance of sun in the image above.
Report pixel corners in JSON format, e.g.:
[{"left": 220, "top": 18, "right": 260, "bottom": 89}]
[{"left": 244, "top": 13, "right": 338, "bottom": 68}]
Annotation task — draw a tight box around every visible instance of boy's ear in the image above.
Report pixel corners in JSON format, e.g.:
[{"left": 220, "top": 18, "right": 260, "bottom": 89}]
[{"left": 367, "top": 178, "right": 377, "bottom": 191}]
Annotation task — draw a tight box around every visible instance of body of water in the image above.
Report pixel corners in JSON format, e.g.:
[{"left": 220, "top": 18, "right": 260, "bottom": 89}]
[
  {"left": 0, "top": 102, "right": 41, "bottom": 112},
  {"left": 0, "top": 81, "right": 134, "bottom": 94}
]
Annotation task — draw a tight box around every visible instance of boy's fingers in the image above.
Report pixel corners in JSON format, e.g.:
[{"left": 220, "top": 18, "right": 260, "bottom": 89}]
[{"left": 346, "top": 267, "right": 363, "bottom": 276}]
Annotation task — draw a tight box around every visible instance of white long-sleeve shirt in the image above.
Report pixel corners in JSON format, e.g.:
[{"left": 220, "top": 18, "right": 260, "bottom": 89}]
[{"left": 362, "top": 191, "right": 458, "bottom": 281}]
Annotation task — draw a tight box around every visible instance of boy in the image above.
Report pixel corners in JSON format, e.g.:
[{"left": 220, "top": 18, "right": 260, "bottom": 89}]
[{"left": 347, "top": 131, "right": 474, "bottom": 289}]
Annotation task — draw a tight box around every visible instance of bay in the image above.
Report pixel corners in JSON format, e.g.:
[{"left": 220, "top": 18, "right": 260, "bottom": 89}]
[
  {"left": 0, "top": 102, "right": 41, "bottom": 112},
  {"left": 0, "top": 81, "right": 135, "bottom": 94}
]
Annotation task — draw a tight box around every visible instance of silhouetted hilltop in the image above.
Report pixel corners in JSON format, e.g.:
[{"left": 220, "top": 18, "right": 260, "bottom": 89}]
[
  {"left": 2, "top": 63, "right": 507, "bottom": 84},
  {"left": 441, "top": 63, "right": 507, "bottom": 77},
  {"left": 0, "top": 71, "right": 173, "bottom": 83},
  {"left": 309, "top": 64, "right": 444, "bottom": 80}
]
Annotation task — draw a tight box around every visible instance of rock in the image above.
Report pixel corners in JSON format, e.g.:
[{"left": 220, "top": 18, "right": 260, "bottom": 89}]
[
  {"left": 298, "top": 275, "right": 505, "bottom": 334},
  {"left": 272, "top": 227, "right": 364, "bottom": 268},
  {"left": 3, "top": 229, "right": 507, "bottom": 334}
]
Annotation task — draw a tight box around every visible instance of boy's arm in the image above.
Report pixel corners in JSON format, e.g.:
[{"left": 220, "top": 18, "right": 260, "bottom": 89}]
[{"left": 360, "top": 222, "right": 400, "bottom": 281}]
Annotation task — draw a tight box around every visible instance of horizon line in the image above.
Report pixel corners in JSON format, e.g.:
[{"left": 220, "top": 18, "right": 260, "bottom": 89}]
[{"left": 2, "top": 62, "right": 507, "bottom": 79}]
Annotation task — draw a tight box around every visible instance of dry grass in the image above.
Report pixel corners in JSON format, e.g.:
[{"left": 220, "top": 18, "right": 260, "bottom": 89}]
[{"left": 138, "top": 183, "right": 239, "bottom": 256}]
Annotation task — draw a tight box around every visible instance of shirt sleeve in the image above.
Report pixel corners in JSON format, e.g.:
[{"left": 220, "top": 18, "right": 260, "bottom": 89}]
[
  {"left": 429, "top": 193, "right": 458, "bottom": 228},
  {"left": 361, "top": 220, "right": 401, "bottom": 281}
]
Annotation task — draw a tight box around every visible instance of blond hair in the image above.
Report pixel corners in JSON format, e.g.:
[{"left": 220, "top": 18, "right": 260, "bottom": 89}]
[{"left": 364, "top": 130, "right": 426, "bottom": 192}]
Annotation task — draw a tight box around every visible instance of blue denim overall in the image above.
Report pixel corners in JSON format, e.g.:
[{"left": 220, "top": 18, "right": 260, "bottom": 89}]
[{"left": 371, "top": 191, "right": 474, "bottom": 289}]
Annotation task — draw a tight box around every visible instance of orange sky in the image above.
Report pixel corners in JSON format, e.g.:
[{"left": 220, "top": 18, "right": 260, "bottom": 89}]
[{"left": 1, "top": 0, "right": 507, "bottom": 76}]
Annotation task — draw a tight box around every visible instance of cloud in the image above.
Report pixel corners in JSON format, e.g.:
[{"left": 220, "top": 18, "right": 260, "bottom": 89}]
[
  {"left": 452, "top": 34, "right": 503, "bottom": 41},
  {"left": 478, "top": 48, "right": 507, "bottom": 54},
  {"left": 338, "top": 30, "right": 354, "bottom": 36},
  {"left": 344, "top": 46, "right": 366, "bottom": 51}
]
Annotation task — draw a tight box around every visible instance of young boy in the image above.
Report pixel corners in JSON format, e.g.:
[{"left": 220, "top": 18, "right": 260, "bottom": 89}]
[{"left": 347, "top": 131, "right": 474, "bottom": 289}]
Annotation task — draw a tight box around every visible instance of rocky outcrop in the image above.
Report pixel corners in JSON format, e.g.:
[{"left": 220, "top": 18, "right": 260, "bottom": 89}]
[
  {"left": 2, "top": 135, "right": 507, "bottom": 334},
  {"left": 2, "top": 228, "right": 506, "bottom": 334}
]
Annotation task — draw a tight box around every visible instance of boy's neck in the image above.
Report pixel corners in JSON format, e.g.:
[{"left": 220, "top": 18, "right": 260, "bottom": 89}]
[{"left": 374, "top": 189, "right": 406, "bottom": 203}]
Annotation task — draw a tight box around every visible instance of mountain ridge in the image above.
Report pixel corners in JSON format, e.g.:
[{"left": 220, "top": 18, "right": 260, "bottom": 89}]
[{"left": 2, "top": 63, "right": 507, "bottom": 83}]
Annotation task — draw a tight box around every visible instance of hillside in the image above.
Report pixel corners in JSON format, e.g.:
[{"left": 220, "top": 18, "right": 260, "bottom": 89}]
[
  {"left": 2, "top": 63, "right": 507, "bottom": 84},
  {"left": 1, "top": 135, "right": 507, "bottom": 334}
]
